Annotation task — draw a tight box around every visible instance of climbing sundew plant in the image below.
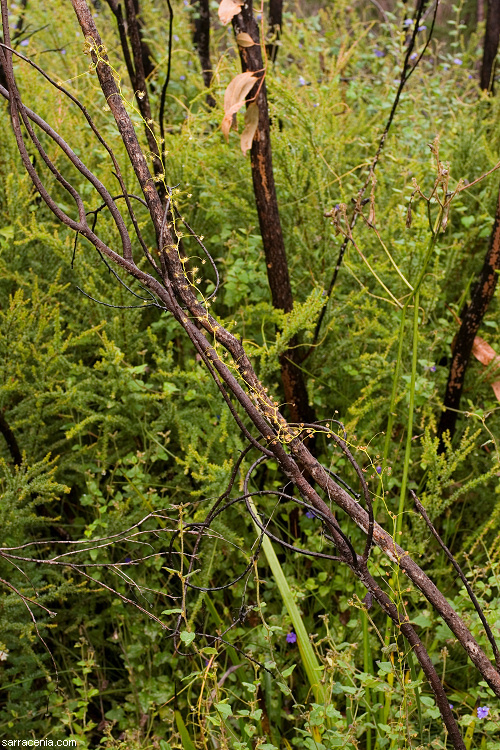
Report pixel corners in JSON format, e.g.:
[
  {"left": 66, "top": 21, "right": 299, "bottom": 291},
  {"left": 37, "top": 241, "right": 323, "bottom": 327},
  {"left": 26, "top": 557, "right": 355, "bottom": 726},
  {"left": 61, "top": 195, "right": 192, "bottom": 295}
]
[{"left": 2, "top": 0, "right": 500, "bottom": 748}]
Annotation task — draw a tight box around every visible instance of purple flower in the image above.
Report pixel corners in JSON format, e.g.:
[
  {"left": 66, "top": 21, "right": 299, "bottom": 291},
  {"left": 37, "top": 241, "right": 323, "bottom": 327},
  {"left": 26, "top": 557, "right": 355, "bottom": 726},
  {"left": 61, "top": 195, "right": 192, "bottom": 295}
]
[
  {"left": 449, "top": 704, "right": 454, "bottom": 709},
  {"left": 374, "top": 49, "right": 385, "bottom": 58},
  {"left": 20, "top": 39, "right": 29, "bottom": 47},
  {"left": 174, "top": 35, "right": 179, "bottom": 42},
  {"left": 404, "top": 18, "right": 413, "bottom": 26},
  {"left": 180, "top": 75, "right": 186, "bottom": 80},
  {"left": 430, "top": 365, "right": 436, "bottom": 372},
  {"left": 298, "top": 76, "right": 306, "bottom": 86},
  {"left": 453, "top": 58, "right": 463, "bottom": 65},
  {"left": 477, "top": 706, "right": 490, "bottom": 719},
  {"left": 124, "top": 556, "right": 132, "bottom": 564},
  {"left": 313, "top": 103, "right": 319, "bottom": 108},
  {"left": 410, "top": 52, "right": 418, "bottom": 61},
  {"left": 418, "top": 25, "right": 427, "bottom": 31},
  {"left": 286, "top": 632, "right": 297, "bottom": 644},
  {"left": 305, "top": 510, "right": 315, "bottom": 519},
  {"left": 376, "top": 466, "right": 382, "bottom": 474}
]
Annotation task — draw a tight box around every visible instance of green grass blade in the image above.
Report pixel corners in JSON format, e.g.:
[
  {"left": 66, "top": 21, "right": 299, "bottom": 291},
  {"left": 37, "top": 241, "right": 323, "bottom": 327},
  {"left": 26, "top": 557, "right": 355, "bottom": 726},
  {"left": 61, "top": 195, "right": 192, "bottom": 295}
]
[
  {"left": 175, "top": 710, "right": 197, "bottom": 750},
  {"left": 249, "top": 499, "right": 326, "bottom": 704}
]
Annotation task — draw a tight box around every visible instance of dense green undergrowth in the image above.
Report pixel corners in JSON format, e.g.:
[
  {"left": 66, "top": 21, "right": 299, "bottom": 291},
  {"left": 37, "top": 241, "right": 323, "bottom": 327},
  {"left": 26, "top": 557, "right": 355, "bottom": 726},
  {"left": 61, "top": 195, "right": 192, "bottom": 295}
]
[{"left": 1, "top": 1, "right": 500, "bottom": 748}]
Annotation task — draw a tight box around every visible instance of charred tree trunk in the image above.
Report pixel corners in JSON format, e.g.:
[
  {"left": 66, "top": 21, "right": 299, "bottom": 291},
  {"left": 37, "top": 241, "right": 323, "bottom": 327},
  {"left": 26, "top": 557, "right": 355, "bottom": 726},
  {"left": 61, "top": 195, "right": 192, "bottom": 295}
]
[
  {"left": 232, "top": 2, "right": 314, "bottom": 425},
  {"left": 437, "top": 181, "right": 500, "bottom": 448},
  {"left": 103, "top": 0, "right": 161, "bottom": 174},
  {"left": 0, "top": 410, "right": 22, "bottom": 466},
  {"left": 191, "top": 0, "right": 215, "bottom": 107},
  {"left": 132, "top": 0, "right": 155, "bottom": 83},
  {"left": 480, "top": 0, "right": 500, "bottom": 91},
  {"left": 478, "top": 0, "right": 485, "bottom": 24},
  {"left": 267, "top": 0, "right": 283, "bottom": 63}
]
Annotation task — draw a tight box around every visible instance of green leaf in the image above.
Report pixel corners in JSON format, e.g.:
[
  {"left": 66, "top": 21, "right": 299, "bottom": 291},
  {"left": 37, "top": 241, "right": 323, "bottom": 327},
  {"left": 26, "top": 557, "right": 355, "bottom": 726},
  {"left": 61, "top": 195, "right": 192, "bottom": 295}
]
[
  {"left": 215, "top": 702, "right": 233, "bottom": 719},
  {"left": 377, "top": 661, "right": 393, "bottom": 674},
  {"left": 180, "top": 631, "right": 196, "bottom": 647}
]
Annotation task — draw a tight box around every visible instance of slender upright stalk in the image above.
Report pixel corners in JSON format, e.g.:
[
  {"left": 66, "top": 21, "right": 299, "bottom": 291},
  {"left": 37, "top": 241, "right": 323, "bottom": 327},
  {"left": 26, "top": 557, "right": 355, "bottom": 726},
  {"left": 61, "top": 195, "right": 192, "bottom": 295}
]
[{"left": 231, "top": 0, "right": 314, "bottom": 424}]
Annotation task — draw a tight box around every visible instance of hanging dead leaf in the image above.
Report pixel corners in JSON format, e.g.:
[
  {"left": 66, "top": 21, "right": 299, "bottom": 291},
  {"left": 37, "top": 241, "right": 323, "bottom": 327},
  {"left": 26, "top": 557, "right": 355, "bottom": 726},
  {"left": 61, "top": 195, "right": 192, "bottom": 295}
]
[
  {"left": 218, "top": 0, "right": 243, "bottom": 25},
  {"left": 240, "top": 102, "right": 259, "bottom": 155},
  {"left": 472, "top": 335, "right": 500, "bottom": 402},
  {"left": 221, "top": 71, "right": 257, "bottom": 142},
  {"left": 236, "top": 32, "right": 255, "bottom": 47},
  {"left": 472, "top": 336, "right": 500, "bottom": 369}
]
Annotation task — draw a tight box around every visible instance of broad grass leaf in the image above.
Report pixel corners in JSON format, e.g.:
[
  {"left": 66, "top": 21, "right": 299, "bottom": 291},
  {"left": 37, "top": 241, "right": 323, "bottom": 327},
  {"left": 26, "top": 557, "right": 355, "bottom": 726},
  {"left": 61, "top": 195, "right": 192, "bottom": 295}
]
[
  {"left": 221, "top": 71, "right": 257, "bottom": 141},
  {"left": 236, "top": 32, "right": 255, "bottom": 47},
  {"left": 218, "top": 0, "right": 243, "bottom": 25},
  {"left": 240, "top": 102, "right": 259, "bottom": 155}
]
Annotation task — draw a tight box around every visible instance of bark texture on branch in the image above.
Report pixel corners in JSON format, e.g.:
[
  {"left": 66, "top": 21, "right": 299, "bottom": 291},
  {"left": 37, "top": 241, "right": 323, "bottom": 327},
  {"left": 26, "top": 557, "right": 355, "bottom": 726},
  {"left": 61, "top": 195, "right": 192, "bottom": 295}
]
[
  {"left": 232, "top": 1, "right": 314, "bottom": 425},
  {"left": 191, "top": 0, "right": 215, "bottom": 107},
  {"left": 480, "top": 0, "right": 500, "bottom": 91},
  {"left": 267, "top": 0, "right": 283, "bottom": 63},
  {"left": 0, "top": 410, "right": 22, "bottom": 466},
  {"left": 438, "top": 180, "right": 500, "bottom": 447},
  {"left": 104, "top": 0, "right": 161, "bottom": 177}
]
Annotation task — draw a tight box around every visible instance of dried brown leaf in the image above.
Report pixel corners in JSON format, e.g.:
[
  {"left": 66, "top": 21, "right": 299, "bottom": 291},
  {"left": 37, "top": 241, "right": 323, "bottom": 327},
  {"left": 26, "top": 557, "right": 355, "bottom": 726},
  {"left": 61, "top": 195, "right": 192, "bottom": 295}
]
[
  {"left": 472, "top": 336, "right": 500, "bottom": 401},
  {"left": 218, "top": 0, "right": 243, "bottom": 25},
  {"left": 240, "top": 102, "right": 259, "bottom": 155},
  {"left": 472, "top": 336, "right": 500, "bottom": 368},
  {"left": 221, "top": 72, "right": 257, "bottom": 142},
  {"left": 236, "top": 32, "right": 255, "bottom": 47}
]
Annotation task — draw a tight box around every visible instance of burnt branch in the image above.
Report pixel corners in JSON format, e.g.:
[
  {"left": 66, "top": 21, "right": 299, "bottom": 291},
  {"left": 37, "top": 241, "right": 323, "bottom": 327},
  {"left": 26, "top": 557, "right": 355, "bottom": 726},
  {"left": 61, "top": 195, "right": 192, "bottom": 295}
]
[
  {"left": 437, "top": 179, "right": 500, "bottom": 446},
  {"left": 0, "top": 410, "right": 22, "bottom": 466},
  {"left": 191, "top": 0, "right": 215, "bottom": 107},
  {"left": 231, "top": 0, "right": 314, "bottom": 425},
  {"left": 480, "top": 0, "right": 500, "bottom": 92},
  {"left": 266, "top": 0, "right": 282, "bottom": 63},
  {"left": 412, "top": 491, "right": 500, "bottom": 670}
]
